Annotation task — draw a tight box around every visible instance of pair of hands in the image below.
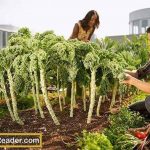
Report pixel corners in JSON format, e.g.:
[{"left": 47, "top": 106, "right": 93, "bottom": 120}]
[
  {"left": 128, "top": 124, "right": 150, "bottom": 136},
  {"left": 121, "top": 70, "right": 138, "bottom": 85}
]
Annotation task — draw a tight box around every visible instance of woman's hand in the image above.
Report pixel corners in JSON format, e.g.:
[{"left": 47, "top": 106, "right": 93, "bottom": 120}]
[
  {"left": 121, "top": 73, "right": 137, "bottom": 85},
  {"left": 124, "top": 69, "right": 138, "bottom": 78},
  {"left": 121, "top": 73, "right": 150, "bottom": 94}
]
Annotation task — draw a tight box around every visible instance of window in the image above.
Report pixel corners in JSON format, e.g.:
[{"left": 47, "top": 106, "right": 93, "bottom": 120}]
[
  {"left": 141, "top": 20, "right": 148, "bottom": 33},
  {"left": 129, "top": 22, "right": 133, "bottom": 34},
  {"left": 133, "top": 20, "right": 139, "bottom": 34}
]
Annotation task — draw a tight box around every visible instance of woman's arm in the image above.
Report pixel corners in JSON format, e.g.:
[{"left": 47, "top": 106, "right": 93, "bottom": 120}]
[
  {"left": 124, "top": 61, "right": 150, "bottom": 80},
  {"left": 69, "top": 23, "right": 79, "bottom": 39},
  {"left": 122, "top": 74, "right": 150, "bottom": 94},
  {"left": 137, "top": 61, "right": 150, "bottom": 79}
]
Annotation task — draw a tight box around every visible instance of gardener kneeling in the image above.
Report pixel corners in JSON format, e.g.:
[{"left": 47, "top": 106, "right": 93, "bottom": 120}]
[
  {"left": 123, "top": 59, "right": 150, "bottom": 118},
  {"left": 123, "top": 27, "right": 150, "bottom": 118}
]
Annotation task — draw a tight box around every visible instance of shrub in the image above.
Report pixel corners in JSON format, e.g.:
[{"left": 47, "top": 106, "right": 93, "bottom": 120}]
[
  {"left": 104, "top": 107, "right": 145, "bottom": 150},
  {"left": 78, "top": 130, "right": 113, "bottom": 150},
  {"left": 109, "top": 107, "right": 144, "bottom": 128},
  {"left": 17, "top": 95, "right": 34, "bottom": 110},
  {"left": 113, "top": 133, "right": 140, "bottom": 150}
]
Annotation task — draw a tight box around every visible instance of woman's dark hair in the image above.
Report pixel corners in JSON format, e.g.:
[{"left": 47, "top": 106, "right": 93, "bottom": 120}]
[
  {"left": 80, "top": 10, "right": 100, "bottom": 30},
  {"left": 147, "top": 27, "right": 150, "bottom": 33}
]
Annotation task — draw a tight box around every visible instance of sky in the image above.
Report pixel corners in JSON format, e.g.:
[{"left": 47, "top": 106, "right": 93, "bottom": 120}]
[{"left": 0, "top": 0, "right": 150, "bottom": 39}]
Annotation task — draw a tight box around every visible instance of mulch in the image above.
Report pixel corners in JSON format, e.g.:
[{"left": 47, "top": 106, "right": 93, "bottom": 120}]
[{"left": 0, "top": 98, "right": 118, "bottom": 150}]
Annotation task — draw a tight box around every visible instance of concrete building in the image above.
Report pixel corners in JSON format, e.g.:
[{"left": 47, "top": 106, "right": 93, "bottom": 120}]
[
  {"left": 129, "top": 8, "right": 150, "bottom": 34},
  {"left": 106, "top": 8, "right": 150, "bottom": 41},
  {"left": 0, "top": 24, "right": 18, "bottom": 49}
]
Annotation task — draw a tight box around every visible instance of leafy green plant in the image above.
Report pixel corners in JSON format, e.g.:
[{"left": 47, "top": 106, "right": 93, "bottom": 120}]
[
  {"left": 118, "top": 73, "right": 129, "bottom": 82},
  {"left": 113, "top": 133, "right": 140, "bottom": 150},
  {"left": 104, "top": 108, "right": 145, "bottom": 150},
  {"left": 17, "top": 95, "right": 34, "bottom": 110},
  {"left": 0, "top": 104, "right": 8, "bottom": 118},
  {"left": 84, "top": 42, "right": 103, "bottom": 123},
  {"left": 78, "top": 130, "right": 113, "bottom": 150}
]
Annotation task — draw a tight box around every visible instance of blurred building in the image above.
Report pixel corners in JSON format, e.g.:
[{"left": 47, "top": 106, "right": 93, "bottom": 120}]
[
  {"left": 0, "top": 24, "right": 18, "bottom": 49},
  {"left": 129, "top": 8, "right": 150, "bottom": 34},
  {"left": 106, "top": 8, "right": 150, "bottom": 41}
]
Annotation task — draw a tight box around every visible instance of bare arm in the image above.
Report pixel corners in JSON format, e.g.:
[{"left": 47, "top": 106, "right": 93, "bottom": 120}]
[
  {"left": 122, "top": 74, "right": 150, "bottom": 94},
  {"left": 132, "top": 79, "right": 150, "bottom": 93},
  {"left": 125, "top": 61, "right": 150, "bottom": 80},
  {"left": 69, "top": 23, "right": 79, "bottom": 39}
]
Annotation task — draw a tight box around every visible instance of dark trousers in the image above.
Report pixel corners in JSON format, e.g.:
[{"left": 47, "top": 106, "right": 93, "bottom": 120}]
[{"left": 129, "top": 100, "right": 150, "bottom": 118}]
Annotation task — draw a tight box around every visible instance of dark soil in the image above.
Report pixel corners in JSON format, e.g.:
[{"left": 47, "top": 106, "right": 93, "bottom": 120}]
[{"left": 0, "top": 98, "right": 117, "bottom": 150}]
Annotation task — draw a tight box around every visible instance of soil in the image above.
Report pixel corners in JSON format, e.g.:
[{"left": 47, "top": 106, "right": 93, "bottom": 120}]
[{"left": 0, "top": 98, "right": 118, "bottom": 150}]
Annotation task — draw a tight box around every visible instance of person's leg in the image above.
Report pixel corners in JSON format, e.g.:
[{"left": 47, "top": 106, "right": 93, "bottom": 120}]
[
  {"left": 129, "top": 100, "right": 146, "bottom": 111},
  {"left": 128, "top": 100, "right": 150, "bottom": 117},
  {"left": 144, "top": 96, "right": 150, "bottom": 118},
  {"left": 145, "top": 96, "right": 150, "bottom": 113}
]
